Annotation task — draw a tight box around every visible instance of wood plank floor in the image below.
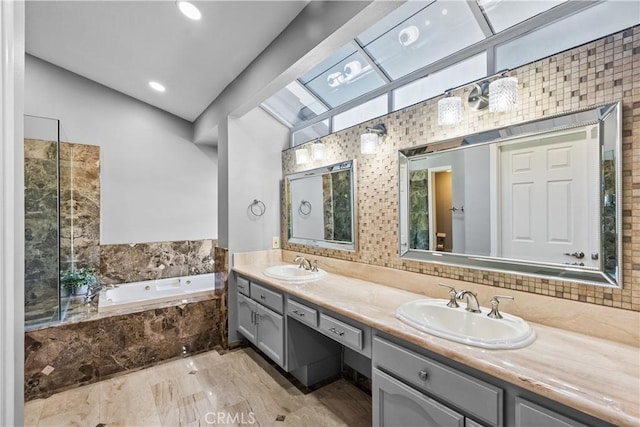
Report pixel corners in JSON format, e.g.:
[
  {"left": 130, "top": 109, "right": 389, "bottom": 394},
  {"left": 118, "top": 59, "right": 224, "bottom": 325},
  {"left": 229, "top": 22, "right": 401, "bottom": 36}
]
[{"left": 24, "top": 347, "right": 372, "bottom": 427}]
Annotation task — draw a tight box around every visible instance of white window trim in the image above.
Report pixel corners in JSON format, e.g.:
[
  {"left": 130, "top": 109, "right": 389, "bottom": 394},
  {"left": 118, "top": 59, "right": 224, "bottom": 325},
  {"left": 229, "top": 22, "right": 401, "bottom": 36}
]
[{"left": 1, "top": 1, "right": 25, "bottom": 425}]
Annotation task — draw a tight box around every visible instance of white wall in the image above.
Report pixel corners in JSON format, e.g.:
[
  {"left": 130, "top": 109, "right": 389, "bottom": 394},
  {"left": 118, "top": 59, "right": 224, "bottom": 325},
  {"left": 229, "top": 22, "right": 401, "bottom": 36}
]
[
  {"left": 224, "top": 107, "right": 289, "bottom": 342},
  {"left": 227, "top": 108, "right": 288, "bottom": 254},
  {"left": 463, "top": 146, "right": 491, "bottom": 256},
  {"left": 290, "top": 175, "right": 324, "bottom": 240},
  {"left": 24, "top": 55, "right": 217, "bottom": 244}
]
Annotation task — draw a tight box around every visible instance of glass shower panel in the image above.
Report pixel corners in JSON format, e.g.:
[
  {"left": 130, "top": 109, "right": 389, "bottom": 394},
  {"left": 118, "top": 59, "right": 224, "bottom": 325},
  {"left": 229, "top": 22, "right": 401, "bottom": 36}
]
[{"left": 24, "top": 115, "right": 61, "bottom": 328}]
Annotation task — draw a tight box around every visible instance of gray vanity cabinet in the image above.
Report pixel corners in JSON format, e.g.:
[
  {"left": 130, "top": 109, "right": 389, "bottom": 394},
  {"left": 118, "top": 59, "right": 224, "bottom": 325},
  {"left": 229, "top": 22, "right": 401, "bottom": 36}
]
[
  {"left": 255, "top": 303, "right": 284, "bottom": 367},
  {"left": 237, "top": 293, "right": 257, "bottom": 343},
  {"left": 515, "top": 398, "right": 588, "bottom": 427},
  {"left": 236, "top": 276, "right": 285, "bottom": 369},
  {"left": 374, "top": 368, "right": 465, "bottom": 427},
  {"left": 373, "top": 336, "right": 503, "bottom": 427}
]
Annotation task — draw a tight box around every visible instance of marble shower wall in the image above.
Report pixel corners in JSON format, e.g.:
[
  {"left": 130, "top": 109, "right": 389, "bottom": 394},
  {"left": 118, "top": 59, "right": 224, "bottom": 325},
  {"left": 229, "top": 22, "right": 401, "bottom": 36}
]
[
  {"left": 100, "top": 239, "right": 217, "bottom": 284},
  {"left": 282, "top": 27, "right": 640, "bottom": 312},
  {"left": 24, "top": 139, "right": 60, "bottom": 325},
  {"left": 24, "top": 139, "right": 101, "bottom": 326},
  {"left": 24, "top": 297, "right": 223, "bottom": 400},
  {"left": 59, "top": 142, "right": 101, "bottom": 272}
]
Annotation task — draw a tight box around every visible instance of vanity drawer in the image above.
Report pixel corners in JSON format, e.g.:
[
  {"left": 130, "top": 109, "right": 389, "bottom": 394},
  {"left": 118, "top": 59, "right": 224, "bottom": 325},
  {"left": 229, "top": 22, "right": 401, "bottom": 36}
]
[
  {"left": 287, "top": 299, "right": 317, "bottom": 328},
  {"left": 250, "top": 282, "right": 283, "bottom": 314},
  {"left": 374, "top": 337, "right": 503, "bottom": 427},
  {"left": 237, "top": 276, "right": 250, "bottom": 296},
  {"left": 319, "top": 313, "right": 363, "bottom": 351}
]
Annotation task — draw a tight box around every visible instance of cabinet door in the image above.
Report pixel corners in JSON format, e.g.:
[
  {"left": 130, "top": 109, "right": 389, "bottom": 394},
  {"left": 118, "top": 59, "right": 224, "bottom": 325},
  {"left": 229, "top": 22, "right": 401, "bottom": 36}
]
[
  {"left": 515, "top": 398, "right": 587, "bottom": 427},
  {"left": 256, "top": 304, "right": 285, "bottom": 368},
  {"left": 237, "top": 293, "right": 257, "bottom": 344},
  {"left": 373, "top": 369, "right": 464, "bottom": 427}
]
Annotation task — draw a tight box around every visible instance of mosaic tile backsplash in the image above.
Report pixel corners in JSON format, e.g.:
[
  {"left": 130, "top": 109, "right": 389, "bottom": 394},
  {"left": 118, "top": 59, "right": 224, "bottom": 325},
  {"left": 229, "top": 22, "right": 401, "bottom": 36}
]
[{"left": 283, "top": 27, "right": 640, "bottom": 312}]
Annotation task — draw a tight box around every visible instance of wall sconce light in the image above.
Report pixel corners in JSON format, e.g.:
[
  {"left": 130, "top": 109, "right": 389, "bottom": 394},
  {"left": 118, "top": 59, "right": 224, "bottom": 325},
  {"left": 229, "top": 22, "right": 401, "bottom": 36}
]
[
  {"left": 489, "top": 73, "right": 518, "bottom": 112},
  {"left": 295, "top": 147, "right": 310, "bottom": 165},
  {"left": 360, "top": 124, "right": 387, "bottom": 155},
  {"left": 437, "top": 91, "right": 462, "bottom": 125},
  {"left": 311, "top": 139, "right": 325, "bottom": 161},
  {"left": 437, "top": 71, "right": 519, "bottom": 126}
]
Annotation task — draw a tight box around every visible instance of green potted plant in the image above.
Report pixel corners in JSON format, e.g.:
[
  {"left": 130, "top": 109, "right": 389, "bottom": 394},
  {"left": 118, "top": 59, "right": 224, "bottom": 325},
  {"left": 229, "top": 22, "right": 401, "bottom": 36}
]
[{"left": 60, "top": 267, "right": 97, "bottom": 296}]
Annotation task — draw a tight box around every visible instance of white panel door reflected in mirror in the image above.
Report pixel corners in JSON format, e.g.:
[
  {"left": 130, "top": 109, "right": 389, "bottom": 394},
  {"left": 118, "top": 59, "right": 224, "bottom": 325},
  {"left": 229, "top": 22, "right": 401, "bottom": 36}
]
[{"left": 399, "top": 103, "right": 621, "bottom": 287}]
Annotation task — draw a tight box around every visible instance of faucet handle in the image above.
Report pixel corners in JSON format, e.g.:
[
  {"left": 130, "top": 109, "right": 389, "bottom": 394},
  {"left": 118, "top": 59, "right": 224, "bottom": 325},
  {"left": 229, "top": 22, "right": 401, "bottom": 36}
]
[
  {"left": 438, "top": 283, "right": 459, "bottom": 308},
  {"left": 311, "top": 260, "right": 319, "bottom": 272},
  {"left": 487, "top": 295, "right": 514, "bottom": 319}
]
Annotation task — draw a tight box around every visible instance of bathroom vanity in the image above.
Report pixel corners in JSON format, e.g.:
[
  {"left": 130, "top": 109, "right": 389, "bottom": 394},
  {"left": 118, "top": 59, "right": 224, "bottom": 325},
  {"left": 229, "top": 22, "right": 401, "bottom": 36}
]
[{"left": 232, "top": 262, "right": 638, "bottom": 427}]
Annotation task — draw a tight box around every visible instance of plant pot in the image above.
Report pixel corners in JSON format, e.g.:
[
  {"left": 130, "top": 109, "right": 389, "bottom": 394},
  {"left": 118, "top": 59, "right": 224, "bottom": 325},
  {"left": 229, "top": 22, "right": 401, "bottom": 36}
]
[
  {"left": 60, "top": 287, "right": 71, "bottom": 298},
  {"left": 74, "top": 284, "right": 89, "bottom": 296}
]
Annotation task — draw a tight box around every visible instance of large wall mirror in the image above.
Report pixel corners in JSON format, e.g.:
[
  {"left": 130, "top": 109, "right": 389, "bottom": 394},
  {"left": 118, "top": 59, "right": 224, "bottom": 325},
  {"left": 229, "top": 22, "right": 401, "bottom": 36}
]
[
  {"left": 285, "top": 160, "right": 357, "bottom": 251},
  {"left": 399, "top": 103, "right": 622, "bottom": 287}
]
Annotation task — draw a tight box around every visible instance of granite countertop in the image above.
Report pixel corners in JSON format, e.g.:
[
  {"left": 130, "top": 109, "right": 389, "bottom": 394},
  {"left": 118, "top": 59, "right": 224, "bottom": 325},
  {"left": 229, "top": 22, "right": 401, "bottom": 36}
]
[{"left": 232, "top": 263, "right": 640, "bottom": 427}]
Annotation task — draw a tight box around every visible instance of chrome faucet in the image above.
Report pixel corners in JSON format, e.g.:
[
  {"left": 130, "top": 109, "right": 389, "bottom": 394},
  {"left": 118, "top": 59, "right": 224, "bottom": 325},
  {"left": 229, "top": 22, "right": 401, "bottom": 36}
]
[
  {"left": 84, "top": 283, "right": 105, "bottom": 303},
  {"left": 455, "top": 289, "right": 481, "bottom": 313},
  {"left": 438, "top": 283, "right": 459, "bottom": 308},
  {"left": 293, "top": 255, "right": 312, "bottom": 271},
  {"left": 487, "top": 295, "right": 514, "bottom": 319}
]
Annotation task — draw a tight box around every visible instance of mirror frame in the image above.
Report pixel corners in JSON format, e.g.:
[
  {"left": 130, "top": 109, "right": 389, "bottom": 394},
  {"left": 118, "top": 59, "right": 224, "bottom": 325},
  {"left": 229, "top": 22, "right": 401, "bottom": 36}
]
[
  {"left": 285, "top": 160, "right": 357, "bottom": 252},
  {"left": 398, "top": 102, "right": 622, "bottom": 288}
]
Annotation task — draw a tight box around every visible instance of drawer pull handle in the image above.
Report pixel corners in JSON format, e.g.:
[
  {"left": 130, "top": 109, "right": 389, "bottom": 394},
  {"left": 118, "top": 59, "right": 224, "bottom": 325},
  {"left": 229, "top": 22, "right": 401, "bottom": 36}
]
[
  {"left": 260, "top": 295, "right": 266, "bottom": 300},
  {"left": 418, "top": 370, "right": 428, "bottom": 381},
  {"left": 293, "top": 310, "right": 305, "bottom": 317},
  {"left": 329, "top": 327, "right": 345, "bottom": 336}
]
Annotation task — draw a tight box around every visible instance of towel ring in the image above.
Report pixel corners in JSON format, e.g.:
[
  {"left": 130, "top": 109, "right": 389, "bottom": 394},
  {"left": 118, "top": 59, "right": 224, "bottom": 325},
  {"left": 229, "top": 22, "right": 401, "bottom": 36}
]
[
  {"left": 299, "top": 200, "right": 312, "bottom": 216},
  {"left": 249, "top": 199, "right": 266, "bottom": 217}
]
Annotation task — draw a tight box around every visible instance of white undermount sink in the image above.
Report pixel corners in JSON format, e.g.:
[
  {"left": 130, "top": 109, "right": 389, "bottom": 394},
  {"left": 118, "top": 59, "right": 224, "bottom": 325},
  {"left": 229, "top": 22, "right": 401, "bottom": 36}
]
[
  {"left": 263, "top": 264, "right": 327, "bottom": 282},
  {"left": 396, "top": 299, "right": 536, "bottom": 349}
]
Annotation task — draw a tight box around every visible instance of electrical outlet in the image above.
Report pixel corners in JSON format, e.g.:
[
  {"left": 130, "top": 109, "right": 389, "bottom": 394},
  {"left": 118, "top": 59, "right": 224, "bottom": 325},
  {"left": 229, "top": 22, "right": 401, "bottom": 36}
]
[{"left": 272, "top": 236, "right": 280, "bottom": 249}]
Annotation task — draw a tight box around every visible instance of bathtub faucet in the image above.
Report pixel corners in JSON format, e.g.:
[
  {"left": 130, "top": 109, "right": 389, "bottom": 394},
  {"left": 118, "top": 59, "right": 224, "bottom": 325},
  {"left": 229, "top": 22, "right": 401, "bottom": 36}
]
[{"left": 84, "top": 283, "right": 106, "bottom": 303}]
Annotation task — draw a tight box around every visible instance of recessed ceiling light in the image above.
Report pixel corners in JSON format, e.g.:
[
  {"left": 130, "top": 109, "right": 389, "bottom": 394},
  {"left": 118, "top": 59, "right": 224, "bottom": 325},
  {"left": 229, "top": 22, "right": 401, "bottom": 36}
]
[
  {"left": 149, "top": 81, "right": 166, "bottom": 92},
  {"left": 177, "top": 1, "right": 201, "bottom": 20}
]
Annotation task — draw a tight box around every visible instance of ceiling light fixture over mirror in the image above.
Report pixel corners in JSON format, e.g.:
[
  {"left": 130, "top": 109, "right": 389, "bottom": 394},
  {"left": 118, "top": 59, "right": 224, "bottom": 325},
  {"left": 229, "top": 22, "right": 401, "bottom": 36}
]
[
  {"left": 360, "top": 123, "right": 387, "bottom": 154},
  {"left": 489, "top": 73, "right": 519, "bottom": 112},
  {"left": 437, "top": 92, "right": 462, "bottom": 125},
  {"left": 295, "top": 147, "right": 310, "bottom": 165},
  {"left": 437, "top": 71, "right": 519, "bottom": 125},
  {"left": 311, "top": 139, "right": 325, "bottom": 161}
]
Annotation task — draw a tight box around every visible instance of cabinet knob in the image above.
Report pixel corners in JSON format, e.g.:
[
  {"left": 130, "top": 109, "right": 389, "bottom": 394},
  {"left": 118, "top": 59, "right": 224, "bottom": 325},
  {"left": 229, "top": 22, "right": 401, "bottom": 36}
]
[
  {"left": 260, "top": 295, "right": 266, "bottom": 300},
  {"left": 329, "top": 327, "right": 345, "bottom": 336},
  {"left": 418, "top": 370, "right": 428, "bottom": 381}
]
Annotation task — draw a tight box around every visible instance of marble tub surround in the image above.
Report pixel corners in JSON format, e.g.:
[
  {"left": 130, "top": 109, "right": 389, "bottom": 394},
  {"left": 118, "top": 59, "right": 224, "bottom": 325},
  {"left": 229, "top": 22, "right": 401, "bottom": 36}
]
[
  {"left": 232, "top": 261, "right": 639, "bottom": 426},
  {"left": 100, "top": 238, "right": 217, "bottom": 284},
  {"left": 281, "top": 27, "right": 640, "bottom": 311},
  {"left": 52, "top": 282, "right": 224, "bottom": 326},
  {"left": 24, "top": 296, "right": 224, "bottom": 401},
  {"left": 214, "top": 245, "right": 229, "bottom": 348}
]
